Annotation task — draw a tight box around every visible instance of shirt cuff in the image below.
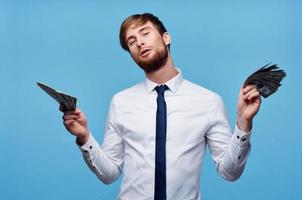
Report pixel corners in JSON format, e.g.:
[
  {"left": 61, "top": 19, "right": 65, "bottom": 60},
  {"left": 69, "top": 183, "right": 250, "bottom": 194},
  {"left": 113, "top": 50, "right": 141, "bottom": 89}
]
[
  {"left": 233, "top": 125, "right": 252, "bottom": 147},
  {"left": 77, "top": 132, "right": 99, "bottom": 156}
]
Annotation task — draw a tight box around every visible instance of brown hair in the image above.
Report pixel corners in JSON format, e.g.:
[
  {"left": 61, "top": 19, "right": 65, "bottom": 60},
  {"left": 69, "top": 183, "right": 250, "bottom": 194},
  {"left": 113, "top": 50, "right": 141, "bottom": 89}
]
[{"left": 119, "top": 13, "right": 168, "bottom": 51}]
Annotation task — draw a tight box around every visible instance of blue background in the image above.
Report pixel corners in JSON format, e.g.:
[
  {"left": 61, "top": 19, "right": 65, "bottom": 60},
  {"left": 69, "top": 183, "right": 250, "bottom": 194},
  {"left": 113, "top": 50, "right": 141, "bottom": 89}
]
[{"left": 1, "top": 1, "right": 301, "bottom": 199}]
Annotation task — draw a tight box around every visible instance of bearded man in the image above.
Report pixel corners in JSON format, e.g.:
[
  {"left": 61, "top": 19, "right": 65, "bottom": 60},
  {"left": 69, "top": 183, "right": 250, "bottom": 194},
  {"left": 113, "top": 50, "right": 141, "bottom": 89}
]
[{"left": 61, "top": 13, "right": 261, "bottom": 200}]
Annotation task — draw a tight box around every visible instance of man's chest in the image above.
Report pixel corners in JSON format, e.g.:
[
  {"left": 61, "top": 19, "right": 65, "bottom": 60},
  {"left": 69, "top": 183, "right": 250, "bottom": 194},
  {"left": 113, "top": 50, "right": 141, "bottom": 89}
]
[{"left": 115, "top": 95, "right": 213, "bottom": 147}]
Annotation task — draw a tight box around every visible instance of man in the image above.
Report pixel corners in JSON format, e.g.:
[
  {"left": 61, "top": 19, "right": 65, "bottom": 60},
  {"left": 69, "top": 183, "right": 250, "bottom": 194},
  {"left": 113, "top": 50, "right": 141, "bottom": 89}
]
[{"left": 61, "top": 13, "right": 261, "bottom": 200}]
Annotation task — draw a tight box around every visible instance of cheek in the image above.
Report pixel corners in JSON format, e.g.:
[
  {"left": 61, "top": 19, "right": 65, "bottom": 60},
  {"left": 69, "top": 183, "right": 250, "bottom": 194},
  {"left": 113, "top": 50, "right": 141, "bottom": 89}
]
[
  {"left": 129, "top": 48, "right": 138, "bottom": 56},
  {"left": 152, "top": 37, "right": 165, "bottom": 49},
  {"left": 129, "top": 49, "right": 139, "bottom": 60}
]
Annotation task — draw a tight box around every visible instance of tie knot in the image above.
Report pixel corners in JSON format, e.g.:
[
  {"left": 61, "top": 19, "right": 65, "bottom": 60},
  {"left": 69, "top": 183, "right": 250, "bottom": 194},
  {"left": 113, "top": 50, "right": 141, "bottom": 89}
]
[{"left": 155, "top": 85, "right": 168, "bottom": 95}]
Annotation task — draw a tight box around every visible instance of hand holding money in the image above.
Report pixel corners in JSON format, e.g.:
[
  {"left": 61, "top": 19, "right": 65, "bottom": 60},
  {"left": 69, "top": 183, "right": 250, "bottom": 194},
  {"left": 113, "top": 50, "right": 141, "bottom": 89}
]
[
  {"left": 61, "top": 106, "right": 90, "bottom": 145},
  {"left": 237, "top": 63, "right": 286, "bottom": 132},
  {"left": 237, "top": 85, "right": 261, "bottom": 132},
  {"left": 37, "top": 82, "right": 89, "bottom": 145}
]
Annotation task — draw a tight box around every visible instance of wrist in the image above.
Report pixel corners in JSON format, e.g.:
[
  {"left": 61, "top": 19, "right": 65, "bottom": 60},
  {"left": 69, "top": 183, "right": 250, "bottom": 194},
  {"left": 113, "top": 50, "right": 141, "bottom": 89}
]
[
  {"left": 237, "top": 117, "right": 252, "bottom": 133},
  {"left": 76, "top": 131, "right": 89, "bottom": 146}
]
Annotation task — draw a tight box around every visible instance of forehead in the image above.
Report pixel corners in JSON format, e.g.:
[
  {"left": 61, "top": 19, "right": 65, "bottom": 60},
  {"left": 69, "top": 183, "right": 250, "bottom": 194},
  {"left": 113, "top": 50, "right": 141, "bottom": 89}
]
[{"left": 125, "top": 21, "right": 157, "bottom": 39}]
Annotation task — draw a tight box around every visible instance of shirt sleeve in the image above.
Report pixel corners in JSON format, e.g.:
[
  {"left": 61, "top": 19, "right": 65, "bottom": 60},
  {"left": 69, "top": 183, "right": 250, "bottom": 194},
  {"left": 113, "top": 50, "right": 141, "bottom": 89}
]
[
  {"left": 205, "top": 93, "right": 251, "bottom": 181},
  {"left": 77, "top": 96, "right": 124, "bottom": 184}
]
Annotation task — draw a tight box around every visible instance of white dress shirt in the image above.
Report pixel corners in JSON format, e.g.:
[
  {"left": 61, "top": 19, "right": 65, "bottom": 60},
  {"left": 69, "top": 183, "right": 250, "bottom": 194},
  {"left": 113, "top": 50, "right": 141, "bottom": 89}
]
[{"left": 79, "top": 69, "right": 252, "bottom": 200}]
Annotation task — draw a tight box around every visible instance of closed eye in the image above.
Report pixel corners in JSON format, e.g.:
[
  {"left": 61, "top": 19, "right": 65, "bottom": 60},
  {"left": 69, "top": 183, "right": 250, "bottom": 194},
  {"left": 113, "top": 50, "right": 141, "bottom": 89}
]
[{"left": 129, "top": 40, "right": 136, "bottom": 46}]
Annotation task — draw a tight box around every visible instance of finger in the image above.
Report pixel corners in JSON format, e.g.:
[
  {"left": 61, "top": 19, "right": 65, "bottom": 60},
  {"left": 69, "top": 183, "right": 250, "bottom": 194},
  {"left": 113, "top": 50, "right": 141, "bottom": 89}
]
[
  {"left": 63, "top": 114, "right": 79, "bottom": 120},
  {"left": 239, "top": 86, "right": 244, "bottom": 95},
  {"left": 246, "top": 90, "right": 260, "bottom": 101},
  {"left": 248, "top": 91, "right": 260, "bottom": 101},
  {"left": 63, "top": 119, "right": 75, "bottom": 126},
  {"left": 238, "top": 86, "right": 245, "bottom": 99},
  {"left": 244, "top": 88, "right": 258, "bottom": 97},
  {"left": 243, "top": 88, "right": 257, "bottom": 99},
  {"left": 243, "top": 84, "right": 257, "bottom": 94},
  {"left": 74, "top": 108, "right": 81, "bottom": 115}
]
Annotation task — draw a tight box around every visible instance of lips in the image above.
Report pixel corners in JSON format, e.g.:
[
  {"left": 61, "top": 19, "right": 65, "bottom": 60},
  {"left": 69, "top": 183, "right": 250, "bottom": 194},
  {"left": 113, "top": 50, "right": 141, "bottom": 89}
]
[{"left": 140, "top": 48, "right": 151, "bottom": 57}]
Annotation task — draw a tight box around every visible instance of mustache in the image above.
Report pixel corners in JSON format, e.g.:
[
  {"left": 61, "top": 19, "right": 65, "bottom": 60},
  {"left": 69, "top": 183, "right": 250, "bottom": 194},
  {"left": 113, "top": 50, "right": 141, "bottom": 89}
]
[{"left": 139, "top": 48, "right": 152, "bottom": 56}]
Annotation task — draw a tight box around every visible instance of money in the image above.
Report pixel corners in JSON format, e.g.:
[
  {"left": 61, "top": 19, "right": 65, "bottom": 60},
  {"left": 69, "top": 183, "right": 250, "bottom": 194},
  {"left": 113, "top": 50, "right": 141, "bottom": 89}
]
[
  {"left": 37, "top": 82, "right": 77, "bottom": 111},
  {"left": 244, "top": 63, "right": 286, "bottom": 98}
]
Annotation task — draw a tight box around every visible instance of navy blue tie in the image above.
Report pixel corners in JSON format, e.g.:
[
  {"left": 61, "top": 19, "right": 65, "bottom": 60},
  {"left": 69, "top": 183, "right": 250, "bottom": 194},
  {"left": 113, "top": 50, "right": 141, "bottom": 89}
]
[{"left": 154, "top": 85, "right": 168, "bottom": 200}]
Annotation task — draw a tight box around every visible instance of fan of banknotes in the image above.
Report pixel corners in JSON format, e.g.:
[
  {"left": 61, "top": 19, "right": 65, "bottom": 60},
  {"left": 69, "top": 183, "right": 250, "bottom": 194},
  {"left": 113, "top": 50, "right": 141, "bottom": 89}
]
[
  {"left": 243, "top": 63, "right": 286, "bottom": 98},
  {"left": 37, "top": 82, "right": 77, "bottom": 111}
]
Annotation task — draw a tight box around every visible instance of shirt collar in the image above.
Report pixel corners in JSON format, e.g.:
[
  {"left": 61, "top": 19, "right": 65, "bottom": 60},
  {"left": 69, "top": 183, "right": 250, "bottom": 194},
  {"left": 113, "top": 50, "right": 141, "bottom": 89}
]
[{"left": 144, "top": 68, "right": 184, "bottom": 94}]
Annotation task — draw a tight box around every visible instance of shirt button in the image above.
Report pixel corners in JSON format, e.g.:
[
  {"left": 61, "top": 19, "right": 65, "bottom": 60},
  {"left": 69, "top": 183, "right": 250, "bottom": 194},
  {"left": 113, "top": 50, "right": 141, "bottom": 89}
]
[
  {"left": 90, "top": 146, "right": 93, "bottom": 149},
  {"left": 238, "top": 156, "right": 241, "bottom": 159},
  {"left": 237, "top": 136, "right": 240, "bottom": 139},
  {"left": 242, "top": 138, "right": 246, "bottom": 141}
]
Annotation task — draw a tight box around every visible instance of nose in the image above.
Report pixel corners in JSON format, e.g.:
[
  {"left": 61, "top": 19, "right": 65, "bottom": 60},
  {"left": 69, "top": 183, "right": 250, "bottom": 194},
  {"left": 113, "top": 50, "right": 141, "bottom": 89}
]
[{"left": 136, "top": 37, "right": 145, "bottom": 47}]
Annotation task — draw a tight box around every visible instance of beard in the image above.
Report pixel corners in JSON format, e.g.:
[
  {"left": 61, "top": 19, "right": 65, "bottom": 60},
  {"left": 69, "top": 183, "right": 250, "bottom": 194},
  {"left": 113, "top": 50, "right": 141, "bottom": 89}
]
[{"left": 131, "top": 41, "right": 168, "bottom": 74}]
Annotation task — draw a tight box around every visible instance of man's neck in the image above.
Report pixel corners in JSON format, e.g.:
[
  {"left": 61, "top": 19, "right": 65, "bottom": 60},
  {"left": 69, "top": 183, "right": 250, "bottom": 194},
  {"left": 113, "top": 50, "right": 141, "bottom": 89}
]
[{"left": 145, "top": 54, "right": 178, "bottom": 84}]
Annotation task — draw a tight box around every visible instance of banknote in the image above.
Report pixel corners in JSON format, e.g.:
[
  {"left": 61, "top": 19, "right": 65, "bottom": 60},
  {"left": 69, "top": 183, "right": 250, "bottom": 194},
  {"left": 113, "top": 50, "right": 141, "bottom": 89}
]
[
  {"left": 244, "top": 63, "right": 286, "bottom": 98},
  {"left": 37, "top": 82, "right": 77, "bottom": 111}
]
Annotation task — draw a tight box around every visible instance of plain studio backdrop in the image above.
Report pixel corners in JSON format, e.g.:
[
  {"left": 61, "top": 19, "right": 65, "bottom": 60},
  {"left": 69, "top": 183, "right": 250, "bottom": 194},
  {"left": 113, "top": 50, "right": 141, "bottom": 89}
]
[{"left": 1, "top": 1, "right": 301, "bottom": 200}]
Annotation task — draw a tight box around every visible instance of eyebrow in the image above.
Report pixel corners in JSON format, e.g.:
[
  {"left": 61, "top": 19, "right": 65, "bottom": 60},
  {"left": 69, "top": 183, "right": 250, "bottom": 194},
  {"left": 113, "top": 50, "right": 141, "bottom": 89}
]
[{"left": 126, "top": 26, "right": 152, "bottom": 43}]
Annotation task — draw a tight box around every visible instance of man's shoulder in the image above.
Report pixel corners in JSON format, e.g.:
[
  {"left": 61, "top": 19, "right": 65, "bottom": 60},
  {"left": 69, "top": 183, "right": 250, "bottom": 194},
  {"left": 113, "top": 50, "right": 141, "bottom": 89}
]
[
  {"left": 182, "top": 79, "right": 219, "bottom": 98},
  {"left": 112, "top": 81, "right": 145, "bottom": 100}
]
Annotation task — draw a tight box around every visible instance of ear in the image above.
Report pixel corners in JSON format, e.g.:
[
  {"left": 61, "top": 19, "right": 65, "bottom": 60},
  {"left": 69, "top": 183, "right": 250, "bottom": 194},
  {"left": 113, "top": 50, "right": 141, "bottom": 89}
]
[{"left": 162, "top": 32, "right": 171, "bottom": 46}]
